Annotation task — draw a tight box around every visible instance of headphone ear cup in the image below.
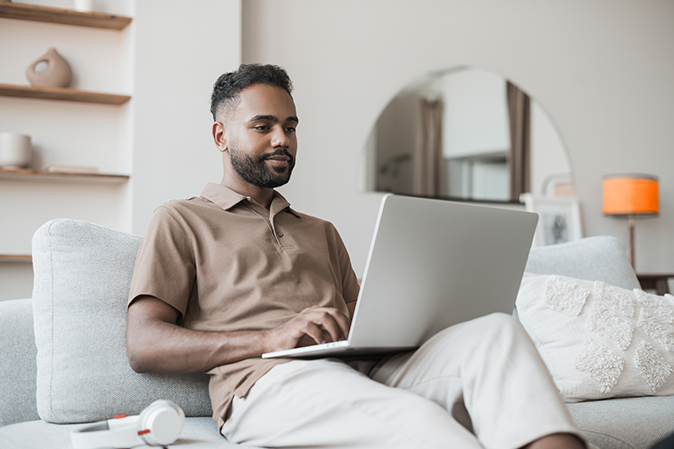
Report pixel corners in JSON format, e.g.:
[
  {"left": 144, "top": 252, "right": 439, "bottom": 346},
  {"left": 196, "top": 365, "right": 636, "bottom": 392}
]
[{"left": 137, "top": 400, "right": 185, "bottom": 446}]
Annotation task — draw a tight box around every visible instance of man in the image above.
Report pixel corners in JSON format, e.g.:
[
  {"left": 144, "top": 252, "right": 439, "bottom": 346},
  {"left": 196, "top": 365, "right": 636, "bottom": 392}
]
[{"left": 126, "top": 63, "right": 586, "bottom": 449}]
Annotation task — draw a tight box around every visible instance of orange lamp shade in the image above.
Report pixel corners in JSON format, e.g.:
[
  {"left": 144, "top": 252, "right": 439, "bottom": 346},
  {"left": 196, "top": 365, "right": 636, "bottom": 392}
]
[{"left": 602, "top": 175, "right": 659, "bottom": 215}]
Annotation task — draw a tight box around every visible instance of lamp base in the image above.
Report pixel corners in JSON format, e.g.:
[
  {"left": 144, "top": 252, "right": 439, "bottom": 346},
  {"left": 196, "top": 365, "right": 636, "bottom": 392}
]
[{"left": 628, "top": 214, "right": 635, "bottom": 268}]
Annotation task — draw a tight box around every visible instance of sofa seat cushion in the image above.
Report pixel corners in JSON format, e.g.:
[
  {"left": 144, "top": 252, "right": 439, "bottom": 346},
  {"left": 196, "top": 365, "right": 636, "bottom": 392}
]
[
  {"left": 567, "top": 396, "right": 674, "bottom": 449},
  {"left": 0, "top": 418, "right": 252, "bottom": 449}
]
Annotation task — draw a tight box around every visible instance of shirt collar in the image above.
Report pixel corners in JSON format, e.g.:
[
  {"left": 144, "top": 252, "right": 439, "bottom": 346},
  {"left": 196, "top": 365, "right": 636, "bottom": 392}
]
[{"left": 200, "top": 183, "right": 298, "bottom": 217}]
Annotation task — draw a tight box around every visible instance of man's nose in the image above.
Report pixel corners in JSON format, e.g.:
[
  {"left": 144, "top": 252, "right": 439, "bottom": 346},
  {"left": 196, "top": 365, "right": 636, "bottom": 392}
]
[{"left": 270, "top": 126, "right": 289, "bottom": 148}]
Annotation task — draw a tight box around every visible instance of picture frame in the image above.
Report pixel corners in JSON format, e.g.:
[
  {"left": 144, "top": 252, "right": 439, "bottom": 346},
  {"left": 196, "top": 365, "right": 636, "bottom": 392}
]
[{"left": 519, "top": 193, "right": 583, "bottom": 246}]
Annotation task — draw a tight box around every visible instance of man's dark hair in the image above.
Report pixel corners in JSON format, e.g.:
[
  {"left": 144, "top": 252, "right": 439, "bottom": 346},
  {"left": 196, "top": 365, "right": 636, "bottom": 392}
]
[{"left": 210, "top": 63, "right": 293, "bottom": 121}]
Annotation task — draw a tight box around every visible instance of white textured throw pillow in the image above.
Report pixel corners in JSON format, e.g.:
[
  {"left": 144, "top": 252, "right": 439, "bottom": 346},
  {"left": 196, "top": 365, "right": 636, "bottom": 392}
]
[{"left": 516, "top": 273, "right": 674, "bottom": 402}]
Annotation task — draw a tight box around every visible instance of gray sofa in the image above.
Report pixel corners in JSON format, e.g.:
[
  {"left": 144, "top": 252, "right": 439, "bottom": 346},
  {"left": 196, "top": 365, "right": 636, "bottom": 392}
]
[{"left": 0, "top": 218, "right": 672, "bottom": 448}]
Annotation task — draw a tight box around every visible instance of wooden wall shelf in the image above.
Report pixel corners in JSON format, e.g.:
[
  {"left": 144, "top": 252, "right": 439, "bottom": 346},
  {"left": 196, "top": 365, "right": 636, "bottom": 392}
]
[
  {"left": 0, "top": 255, "right": 32, "bottom": 264},
  {"left": 0, "top": 168, "right": 129, "bottom": 184},
  {"left": 0, "top": 2, "right": 132, "bottom": 30},
  {"left": 0, "top": 83, "right": 131, "bottom": 105}
]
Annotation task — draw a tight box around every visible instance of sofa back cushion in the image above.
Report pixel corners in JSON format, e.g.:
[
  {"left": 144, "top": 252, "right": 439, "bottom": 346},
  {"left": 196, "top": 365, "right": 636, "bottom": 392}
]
[
  {"left": 525, "top": 235, "right": 641, "bottom": 290},
  {"left": 32, "top": 219, "right": 212, "bottom": 424}
]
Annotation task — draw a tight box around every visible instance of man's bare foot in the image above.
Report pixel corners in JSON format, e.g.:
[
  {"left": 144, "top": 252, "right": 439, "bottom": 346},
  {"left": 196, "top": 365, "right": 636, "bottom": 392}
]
[{"left": 522, "top": 433, "right": 586, "bottom": 449}]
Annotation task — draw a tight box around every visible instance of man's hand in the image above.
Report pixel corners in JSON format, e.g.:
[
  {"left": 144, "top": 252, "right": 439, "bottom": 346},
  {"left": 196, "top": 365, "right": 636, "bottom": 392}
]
[{"left": 262, "top": 306, "right": 351, "bottom": 353}]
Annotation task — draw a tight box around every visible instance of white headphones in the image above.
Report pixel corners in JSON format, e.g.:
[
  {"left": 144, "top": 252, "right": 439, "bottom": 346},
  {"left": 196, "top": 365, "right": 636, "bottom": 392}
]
[{"left": 70, "top": 400, "right": 185, "bottom": 449}]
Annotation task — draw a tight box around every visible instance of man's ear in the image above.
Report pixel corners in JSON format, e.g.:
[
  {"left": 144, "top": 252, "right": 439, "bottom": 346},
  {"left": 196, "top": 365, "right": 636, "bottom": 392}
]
[{"left": 212, "top": 121, "right": 228, "bottom": 153}]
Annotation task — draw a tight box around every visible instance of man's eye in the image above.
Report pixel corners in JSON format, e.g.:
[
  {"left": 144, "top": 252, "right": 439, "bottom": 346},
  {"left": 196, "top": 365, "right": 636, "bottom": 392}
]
[
  {"left": 254, "top": 125, "right": 269, "bottom": 131},
  {"left": 285, "top": 127, "right": 296, "bottom": 133}
]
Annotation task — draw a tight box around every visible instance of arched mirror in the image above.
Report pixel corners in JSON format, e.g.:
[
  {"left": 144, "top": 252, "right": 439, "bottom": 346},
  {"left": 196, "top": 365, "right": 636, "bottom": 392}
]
[{"left": 362, "top": 67, "right": 574, "bottom": 203}]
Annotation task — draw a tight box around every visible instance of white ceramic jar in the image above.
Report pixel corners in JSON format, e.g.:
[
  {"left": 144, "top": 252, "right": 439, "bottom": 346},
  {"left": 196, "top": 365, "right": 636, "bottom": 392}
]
[{"left": 0, "top": 133, "right": 32, "bottom": 169}]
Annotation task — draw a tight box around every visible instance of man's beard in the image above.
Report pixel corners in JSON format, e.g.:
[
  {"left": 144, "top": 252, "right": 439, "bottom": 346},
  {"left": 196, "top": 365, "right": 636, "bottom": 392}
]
[{"left": 229, "top": 146, "right": 295, "bottom": 189}]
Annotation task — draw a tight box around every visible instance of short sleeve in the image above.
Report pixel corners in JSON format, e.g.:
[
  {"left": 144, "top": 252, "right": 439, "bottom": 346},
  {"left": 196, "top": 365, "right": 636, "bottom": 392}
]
[
  {"left": 332, "top": 224, "right": 360, "bottom": 304},
  {"left": 127, "top": 205, "right": 196, "bottom": 317}
]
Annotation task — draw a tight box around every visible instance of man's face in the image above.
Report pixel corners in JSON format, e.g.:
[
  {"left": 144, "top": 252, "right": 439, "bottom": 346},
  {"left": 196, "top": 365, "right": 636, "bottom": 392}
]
[{"left": 221, "top": 84, "right": 299, "bottom": 189}]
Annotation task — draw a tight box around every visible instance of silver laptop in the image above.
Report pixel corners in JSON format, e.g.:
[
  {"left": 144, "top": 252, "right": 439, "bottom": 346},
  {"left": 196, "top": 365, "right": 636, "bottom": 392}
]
[{"left": 262, "top": 194, "right": 538, "bottom": 359}]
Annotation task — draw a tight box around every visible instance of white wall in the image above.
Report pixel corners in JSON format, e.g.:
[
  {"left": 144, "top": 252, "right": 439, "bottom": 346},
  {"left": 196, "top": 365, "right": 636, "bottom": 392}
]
[
  {"left": 531, "top": 101, "right": 572, "bottom": 197},
  {"left": 0, "top": 0, "right": 134, "bottom": 253},
  {"left": 0, "top": 0, "right": 241, "bottom": 300},
  {"left": 243, "top": 0, "right": 674, "bottom": 277},
  {"left": 0, "top": 0, "right": 135, "bottom": 300},
  {"left": 131, "top": 0, "right": 242, "bottom": 234}
]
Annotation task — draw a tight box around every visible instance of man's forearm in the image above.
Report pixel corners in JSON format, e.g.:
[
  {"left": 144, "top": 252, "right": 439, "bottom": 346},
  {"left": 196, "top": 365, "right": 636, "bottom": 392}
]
[
  {"left": 126, "top": 296, "right": 270, "bottom": 374},
  {"left": 126, "top": 295, "right": 351, "bottom": 374}
]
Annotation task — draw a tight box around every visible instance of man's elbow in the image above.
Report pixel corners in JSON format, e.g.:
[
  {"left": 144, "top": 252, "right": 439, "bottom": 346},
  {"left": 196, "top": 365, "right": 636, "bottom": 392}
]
[
  {"left": 126, "top": 338, "right": 157, "bottom": 373},
  {"left": 126, "top": 348, "right": 145, "bottom": 373}
]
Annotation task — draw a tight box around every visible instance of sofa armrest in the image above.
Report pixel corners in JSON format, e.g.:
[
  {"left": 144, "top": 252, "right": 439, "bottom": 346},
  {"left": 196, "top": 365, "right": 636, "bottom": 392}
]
[{"left": 0, "top": 298, "right": 40, "bottom": 427}]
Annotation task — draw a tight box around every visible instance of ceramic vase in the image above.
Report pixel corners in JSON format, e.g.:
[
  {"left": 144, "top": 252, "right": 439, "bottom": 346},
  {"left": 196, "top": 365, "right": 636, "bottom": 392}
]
[
  {"left": 26, "top": 48, "right": 73, "bottom": 88},
  {"left": 0, "top": 133, "right": 32, "bottom": 169}
]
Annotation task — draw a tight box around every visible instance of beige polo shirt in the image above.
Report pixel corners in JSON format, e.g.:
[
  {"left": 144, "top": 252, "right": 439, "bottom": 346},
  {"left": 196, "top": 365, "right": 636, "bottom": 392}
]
[{"left": 128, "top": 183, "right": 360, "bottom": 430}]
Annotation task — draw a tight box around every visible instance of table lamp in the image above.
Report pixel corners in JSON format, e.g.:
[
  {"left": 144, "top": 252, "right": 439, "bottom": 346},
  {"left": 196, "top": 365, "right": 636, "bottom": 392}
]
[{"left": 602, "top": 174, "right": 659, "bottom": 268}]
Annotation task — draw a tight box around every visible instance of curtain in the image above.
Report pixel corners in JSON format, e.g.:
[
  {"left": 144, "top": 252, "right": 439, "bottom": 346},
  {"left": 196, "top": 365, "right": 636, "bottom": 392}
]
[
  {"left": 507, "top": 82, "right": 531, "bottom": 201},
  {"left": 414, "top": 97, "right": 444, "bottom": 196}
]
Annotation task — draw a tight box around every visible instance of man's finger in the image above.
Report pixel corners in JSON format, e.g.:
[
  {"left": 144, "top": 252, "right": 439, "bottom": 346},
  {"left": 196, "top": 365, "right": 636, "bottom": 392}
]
[
  {"left": 296, "top": 307, "right": 351, "bottom": 342},
  {"left": 322, "top": 308, "right": 351, "bottom": 339},
  {"left": 313, "top": 315, "right": 346, "bottom": 342},
  {"left": 294, "top": 321, "right": 327, "bottom": 346}
]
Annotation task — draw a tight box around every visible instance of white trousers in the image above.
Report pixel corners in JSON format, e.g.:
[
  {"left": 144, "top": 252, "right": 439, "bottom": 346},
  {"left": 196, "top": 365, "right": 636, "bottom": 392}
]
[{"left": 221, "top": 313, "right": 581, "bottom": 449}]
